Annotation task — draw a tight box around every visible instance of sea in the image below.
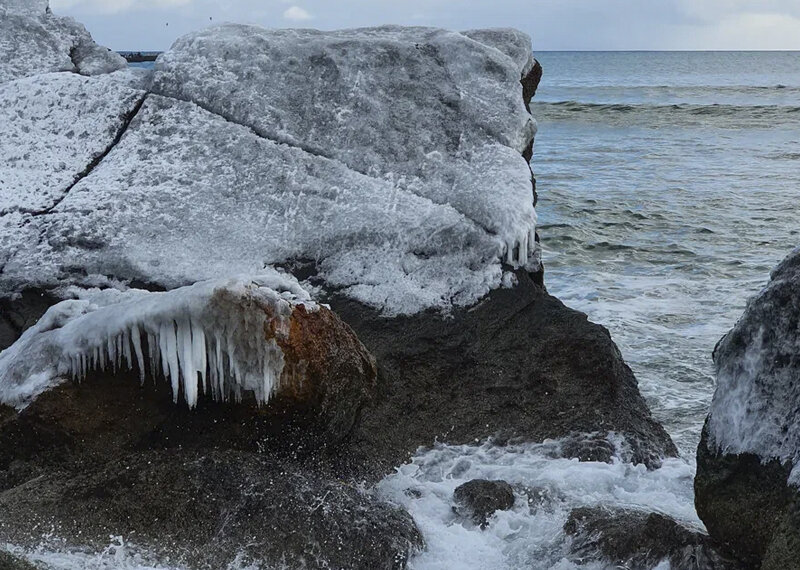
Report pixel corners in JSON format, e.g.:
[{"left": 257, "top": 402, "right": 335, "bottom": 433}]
[
  {"left": 380, "top": 50, "right": 800, "bottom": 569},
  {"left": 11, "top": 52, "right": 800, "bottom": 569}
]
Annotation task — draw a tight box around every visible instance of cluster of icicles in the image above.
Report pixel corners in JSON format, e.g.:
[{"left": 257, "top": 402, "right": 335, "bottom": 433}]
[
  {"left": 503, "top": 226, "right": 537, "bottom": 268},
  {"left": 0, "top": 276, "right": 314, "bottom": 409},
  {"left": 63, "top": 316, "right": 286, "bottom": 408}
]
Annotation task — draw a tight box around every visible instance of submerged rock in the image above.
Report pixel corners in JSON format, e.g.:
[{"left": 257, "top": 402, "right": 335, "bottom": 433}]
[
  {"left": 564, "top": 506, "right": 732, "bottom": 569},
  {"left": 453, "top": 479, "right": 515, "bottom": 528},
  {"left": 696, "top": 246, "right": 800, "bottom": 568}
]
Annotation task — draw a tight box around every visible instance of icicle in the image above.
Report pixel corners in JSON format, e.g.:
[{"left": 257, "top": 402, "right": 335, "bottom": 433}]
[
  {"left": 107, "top": 334, "right": 116, "bottom": 372},
  {"left": 130, "top": 325, "right": 146, "bottom": 383},
  {"left": 191, "top": 321, "right": 207, "bottom": 395}
]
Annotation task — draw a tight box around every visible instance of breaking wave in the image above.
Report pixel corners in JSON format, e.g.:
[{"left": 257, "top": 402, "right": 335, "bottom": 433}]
[{"left": 533, "top": 100, "right": 800, "bottom": 128}]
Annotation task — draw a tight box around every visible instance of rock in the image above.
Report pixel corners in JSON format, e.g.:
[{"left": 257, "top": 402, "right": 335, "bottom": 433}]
[
  {"left": 1, "top": 24, "right": 539, "bottom": 317},
  {"left": 0, "top": 449, "right": 422, "bottom": 570},
  {"left": 696, "top": 247, "right": 800, "bottom": 568},
  {"left": 0, "top": 279, "right": 412, "bottom": 569},
  {"left": 453, "top": 479, "right": 515, "bottom": 528},
  {"left": 564, "top": 506, "right": 733, "bottom": 569},
  {"left": 0, "top": 553, "right": 35, "bottom": 570},
  {"left": 0, "top": 0, "right": 125, "bottom": 84},
  {"left": 0, "top": 550, "right": 37, "bottom": 570},
  {"left": 331, "top": 269, "right": 677, "bottom": 479},
  {"left": 0, "top": 72, "right": 146, "bottom": 214},
  {"left": 0, "top": 275, "right": 376, "bottom": 451}
]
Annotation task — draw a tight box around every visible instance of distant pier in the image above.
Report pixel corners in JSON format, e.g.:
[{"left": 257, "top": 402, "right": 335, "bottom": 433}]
[{"left": 118, "top": 51, "right": 161, "bottom": 63}]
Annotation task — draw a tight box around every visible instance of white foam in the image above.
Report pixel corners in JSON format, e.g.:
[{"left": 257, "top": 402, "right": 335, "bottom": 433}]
[{"left": 376, "top": 437, "right": 699, "bottom": 569}]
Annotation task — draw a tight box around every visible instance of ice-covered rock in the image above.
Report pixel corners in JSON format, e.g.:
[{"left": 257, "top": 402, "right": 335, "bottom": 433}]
[
  {"left": 0, "top": 273, "right": 315, "bottom": 408},
  {"left": 0, "top": 72, "right": 146, "bottom": 214},
  {"left": 0, "top": 272, "right": 375, "bottom": 434},
  {"left": 152, "top": 25, "right": 537, "bottom": 267},
  {"left": 696, "top": 246, "right": 800, "bottom": 567},
  {"left": 0, "top": 0, "right": 125, "bottom": 84},
  {"left": 0, "top": 24, "right": 539, "bottom": 317}
]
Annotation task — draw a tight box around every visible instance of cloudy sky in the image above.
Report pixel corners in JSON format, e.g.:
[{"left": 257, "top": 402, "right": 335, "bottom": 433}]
[{"left": 50, "top": 0, "right": 800, "bottom": 51}]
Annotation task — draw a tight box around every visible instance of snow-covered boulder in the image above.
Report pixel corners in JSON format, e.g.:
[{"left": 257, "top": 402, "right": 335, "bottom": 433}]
[
  {"left": 696, "top": 246, "right": 800, "bottom": 568},
  {"left": 0, "top": 0, "right": 125, "bottom": 84},
  {"left": 0, "top": 24, "right": 539, "bottom": 317},
  {"left": 0, "top": 72, "right": 146, "bottom": 214}
]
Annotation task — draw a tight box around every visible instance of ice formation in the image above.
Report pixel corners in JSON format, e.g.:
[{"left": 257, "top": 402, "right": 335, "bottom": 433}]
[
  {"left": 707, "top": 247, "right": 800, "bottom": 483},
  {"left": 0, "top": 273, "right": 316, "bottom": 409},
  {"left": 1, "top": 22, "right": 540, "bottom": 315},
  {"left": 0, "top": 72, "right": 145, "bottom": 213},
  {"left": 0, "top": 0, "right": 125, "bottom": 84}
]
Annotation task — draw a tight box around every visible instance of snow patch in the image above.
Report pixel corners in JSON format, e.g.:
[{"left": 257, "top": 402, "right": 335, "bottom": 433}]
[{"left": 0, "top": 273, "right": 315, "bottom": 409}]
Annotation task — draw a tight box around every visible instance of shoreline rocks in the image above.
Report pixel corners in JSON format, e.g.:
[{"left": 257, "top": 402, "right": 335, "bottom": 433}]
[
  {"left": 696, "top": 246, "right": 800, "bottom": 568},
  {"left": 0, "top": 2, "right": 681, "bottom": 567},
  {"left": 453, "top": 479, "right": 515, "bottom": 528},
  {"left": 0, "top": 0, "right": 125, "bottom": 83},
  {"left": 564, "top": 506, "right": 733, "bottom": 569},
  {"left": 329, "top": 269, "right": 677, "bottom": 480}
]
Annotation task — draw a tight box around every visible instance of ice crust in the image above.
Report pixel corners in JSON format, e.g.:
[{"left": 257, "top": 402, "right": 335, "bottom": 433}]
[
  {"left": 0, "top": 72, "right": 146, "bottom": 213},
  {"left": 152, "top": 25, "right": 537, "bottom": 261},
  {"left": 707, "top": 247, "right": 800, "bottom": 483},
  {"left": 0, "top": 22, "right": 538, "bottom": 315},
  {"left": 0, "top": 0, "right": 125, "bottom": 84},
  {"left": 0, "top": 273, "right": 315, "bottom": 409}
]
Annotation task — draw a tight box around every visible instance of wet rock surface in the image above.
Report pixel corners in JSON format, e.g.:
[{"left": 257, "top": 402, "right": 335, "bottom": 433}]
[
  {"left": 564, "top": 505, "right": 734, "bottom": 569},
  {"left": 0, "top": 550, "right": 36, "bottom": 570},
  {"left": 0, "top": 367, "right": 420, "bottom": 569},
  {"left": 329, "top": 269, "right": 677, "bottom": 480},
  {"left": 697, "top": 247, "right": 800, "bottom": 568},
  {"left": 453, "top": 479, "right": 515, "bottom": 528},
  {"left": 696, "top": 421, "right": 799, "bottom": 568}
]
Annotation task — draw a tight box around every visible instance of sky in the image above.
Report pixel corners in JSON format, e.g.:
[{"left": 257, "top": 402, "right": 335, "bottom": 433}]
[{"left": 49, "top": 0, "right": 800, "bottom": 51}]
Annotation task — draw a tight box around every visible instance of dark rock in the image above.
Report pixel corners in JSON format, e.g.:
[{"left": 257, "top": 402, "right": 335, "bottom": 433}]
[
  {"left": 329, "top": 269, "right": 677, "bottom": 481},
  {"left": 564, "top": 506, "right": 735, "bottom": 569},
  {"left": 521, "top": 59, "right": 543, "bottom": 113},
  {"left": 453, "top": 479, "right": 515, "bottom": 528},
  {"left": 0, "top": 449, "right": 422, "bottom": 570},
  {"left": 695, "top": 421, "right": 798, "bottom": 568},
  {"left": 0, "top": 295, "right": 408, "bottom": 568},
  {"left": 696, "top": 247, "right": 800, "bottom": 569},
  {"left": 0, "top": 550, "right": 36, "bottom": 570},
  {"left": 0, "top": 365, "right": 419, "bottom": 568},
  {"left": 0, "top": 289, "right": 58, "bottom": 351}
]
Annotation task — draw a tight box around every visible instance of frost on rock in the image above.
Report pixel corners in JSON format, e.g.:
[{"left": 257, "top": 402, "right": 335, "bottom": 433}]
[
  {"left": 1, "top": 24, "right": 540, "bottom": 316},
  {"left": 152, "top": 25, "right": 537, "bottom": 268},
  {"left": 0, "top": 273, "right": 316, "bottom": 409},
  {"left": 0, "top": 72, "right": 146, "bottom": 213},
  {"left": 0, "top": 0, "right": 125, "bottom": 84},
  {"left": 707, "top": 247, "right": 800, "bottom": 483}
]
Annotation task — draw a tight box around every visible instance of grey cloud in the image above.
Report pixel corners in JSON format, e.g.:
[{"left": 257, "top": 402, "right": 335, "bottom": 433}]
[{"left": 50, "top": 0, "right": 800, "bottom": 50}]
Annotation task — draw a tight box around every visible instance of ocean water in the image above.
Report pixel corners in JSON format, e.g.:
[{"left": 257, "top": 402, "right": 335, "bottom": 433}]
[
  {"left": 379, "top": 51, "right": 800, "bottom": 569},
  {"left": 533, "top": 51, "right": 800, "bottom": 455},
  {"left": 17, "top": 52, "right": 800, "bottom": 569}
]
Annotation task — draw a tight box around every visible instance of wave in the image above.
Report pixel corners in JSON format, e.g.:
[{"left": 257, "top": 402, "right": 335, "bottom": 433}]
[{"left": 532, "top": 100, "right": 800, "bottom": 128}]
